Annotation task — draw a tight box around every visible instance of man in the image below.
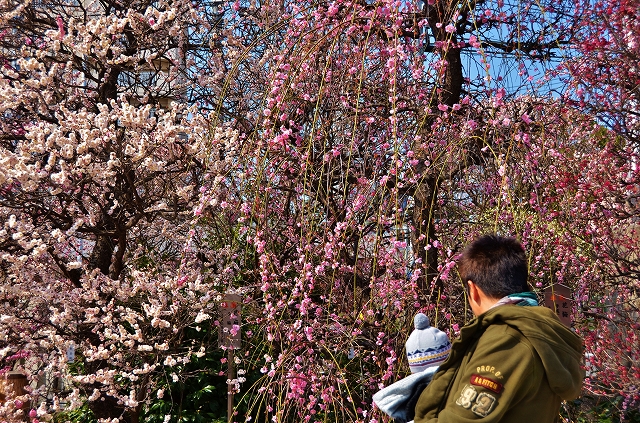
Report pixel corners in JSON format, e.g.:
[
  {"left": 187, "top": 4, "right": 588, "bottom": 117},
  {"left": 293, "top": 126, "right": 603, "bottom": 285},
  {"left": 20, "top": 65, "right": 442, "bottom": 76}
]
[{"left": 414, "top": 235, "right": 584, "bottom": 422}]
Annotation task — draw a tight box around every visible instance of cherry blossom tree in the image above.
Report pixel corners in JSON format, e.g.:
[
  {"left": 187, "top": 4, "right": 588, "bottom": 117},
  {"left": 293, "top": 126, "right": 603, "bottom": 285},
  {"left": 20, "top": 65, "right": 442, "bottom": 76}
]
[
  {"left": 0, "top": 0, "right": 247, "bottom": 421},
  {"left": 557, "top": 0, "right": 640, "bottom": 413},
  {"left": 568, "top": 0, "right": 640, "bottom": 145},
  {"left": 479, "top": 102, "right": 640, "bottom": 415}
]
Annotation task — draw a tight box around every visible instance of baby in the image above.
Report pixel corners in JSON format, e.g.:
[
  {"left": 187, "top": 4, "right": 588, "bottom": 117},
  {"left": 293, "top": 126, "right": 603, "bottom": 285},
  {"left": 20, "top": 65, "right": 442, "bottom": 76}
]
[{"left": 373, "top": 313, "right": 451, "bottom": 423}]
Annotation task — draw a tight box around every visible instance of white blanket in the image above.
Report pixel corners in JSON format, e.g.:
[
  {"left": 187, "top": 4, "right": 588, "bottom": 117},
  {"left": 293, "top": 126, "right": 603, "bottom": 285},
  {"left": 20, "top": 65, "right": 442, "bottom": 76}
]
[{"left": 372, "top": 367, "right": 438, "bottom": 423}]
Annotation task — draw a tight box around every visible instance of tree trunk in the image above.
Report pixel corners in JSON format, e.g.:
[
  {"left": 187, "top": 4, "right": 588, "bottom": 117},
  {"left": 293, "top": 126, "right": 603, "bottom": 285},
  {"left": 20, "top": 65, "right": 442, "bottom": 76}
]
[
  {"left": 89, "top": 235, "right": 115, "bottom": 276},
  {"left": 412, "top": 175, "right": 441, "bottom": 299},
  {"left": 411, "top": 0, "right": 464, "bottom": 299}
]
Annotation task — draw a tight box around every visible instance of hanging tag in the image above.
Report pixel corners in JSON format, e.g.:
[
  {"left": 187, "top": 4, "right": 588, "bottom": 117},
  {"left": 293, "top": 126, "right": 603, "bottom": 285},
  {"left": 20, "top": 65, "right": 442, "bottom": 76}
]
[
  {"left": 543, "top": 284, "right": 573, "bottom": 327},
  {"left": 219, "top": 294, "right": 242, "bottom": 349}
]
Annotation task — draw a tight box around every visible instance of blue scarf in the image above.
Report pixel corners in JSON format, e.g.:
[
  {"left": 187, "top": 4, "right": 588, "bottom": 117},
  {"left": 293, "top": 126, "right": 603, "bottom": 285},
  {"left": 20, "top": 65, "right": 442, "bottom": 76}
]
[{"left": 490, "top": 291, "right": 539, "bottom": 309}]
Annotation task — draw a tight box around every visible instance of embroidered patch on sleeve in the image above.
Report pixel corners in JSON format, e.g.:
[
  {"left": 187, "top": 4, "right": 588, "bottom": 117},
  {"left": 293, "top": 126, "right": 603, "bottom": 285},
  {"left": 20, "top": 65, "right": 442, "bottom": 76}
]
[
  {"left": 470, "top": 374, "right": 504, "bottom": 393},
  {"left": 471, "top": 392, "right": 496, "bottom": 417},
  {"left": 455, "top": 384, "right": 478, "bottom": 409}
]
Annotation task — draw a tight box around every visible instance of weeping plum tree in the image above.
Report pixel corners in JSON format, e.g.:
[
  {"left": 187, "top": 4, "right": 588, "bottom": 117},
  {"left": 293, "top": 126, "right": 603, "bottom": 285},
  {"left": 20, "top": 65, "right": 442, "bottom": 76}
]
[
  {"left": 194, "top": 0, "right": 591, "bottom": 421},
  {"left": 207, "top": 0, "right": 639, "bottom": 418}
]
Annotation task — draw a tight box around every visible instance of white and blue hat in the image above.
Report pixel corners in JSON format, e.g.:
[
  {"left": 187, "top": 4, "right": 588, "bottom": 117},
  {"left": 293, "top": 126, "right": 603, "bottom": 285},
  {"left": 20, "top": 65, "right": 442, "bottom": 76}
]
[{"left": 406, "top": 313, "right": 451, "bottom": 373}]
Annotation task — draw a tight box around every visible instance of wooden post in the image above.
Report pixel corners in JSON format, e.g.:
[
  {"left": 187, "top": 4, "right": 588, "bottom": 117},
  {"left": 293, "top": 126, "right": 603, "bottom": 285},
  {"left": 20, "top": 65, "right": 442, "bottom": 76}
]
[
  {"left": 219, "top": 294, "right": 241, "bottom": 423},
  {"left": 5, "top": 371, "right": 28, "bottom": 397},
  {"left": 1, "top": 371, "right": 30, "bottom": 414},
  {"left": 228, "top": 348, "right": 235, "bottom": 423}
]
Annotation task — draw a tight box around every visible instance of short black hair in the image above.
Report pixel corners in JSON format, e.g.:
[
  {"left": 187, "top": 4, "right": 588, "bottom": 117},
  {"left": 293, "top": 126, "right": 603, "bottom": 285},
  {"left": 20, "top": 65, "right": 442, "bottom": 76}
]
[{"left": 457, "top": 234, "right": 529, "bottom": 299}]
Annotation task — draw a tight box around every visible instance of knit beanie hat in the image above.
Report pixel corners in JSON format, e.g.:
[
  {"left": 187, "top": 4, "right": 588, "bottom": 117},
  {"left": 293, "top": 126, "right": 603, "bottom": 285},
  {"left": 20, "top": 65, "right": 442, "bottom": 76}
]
[{"left": 406, "top": 313, "right": 452, "bottom": 373}]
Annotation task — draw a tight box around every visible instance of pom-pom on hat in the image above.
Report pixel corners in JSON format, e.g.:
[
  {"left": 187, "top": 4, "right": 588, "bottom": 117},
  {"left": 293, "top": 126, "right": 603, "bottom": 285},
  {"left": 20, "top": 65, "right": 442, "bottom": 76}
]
[{"left": 406, "top": 313, "right": 452, "bottom": 373}]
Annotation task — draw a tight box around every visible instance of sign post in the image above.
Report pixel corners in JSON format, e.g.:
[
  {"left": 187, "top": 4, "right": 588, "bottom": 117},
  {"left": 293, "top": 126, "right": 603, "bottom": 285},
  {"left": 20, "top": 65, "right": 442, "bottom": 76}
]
[
  {"left": 219, "top": 294, "right": 241, "bottom": 423},
  {"left": 227, "top": 348, "right": 235, "bottom": 423},
  {"left": 544, "top": 284, "right": 573, "bottom": 327}
]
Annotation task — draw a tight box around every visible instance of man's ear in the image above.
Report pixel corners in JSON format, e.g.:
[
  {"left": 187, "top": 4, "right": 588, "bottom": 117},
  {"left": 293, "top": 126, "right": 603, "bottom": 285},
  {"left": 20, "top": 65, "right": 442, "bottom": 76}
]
[{"left": 467, "top": 280, "right": 480, "bottom": 302}]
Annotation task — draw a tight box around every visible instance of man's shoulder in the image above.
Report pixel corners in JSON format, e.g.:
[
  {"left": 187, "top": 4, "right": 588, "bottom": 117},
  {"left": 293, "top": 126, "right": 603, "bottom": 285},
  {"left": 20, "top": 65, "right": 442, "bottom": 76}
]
[
  {"left": 480, "top": 320, "right": 531, "bottom": 340},
  {"left": 475, "top": 316, "right": 537, "bottom": 354},
  {"left": 479, "top": 305, "right": 563, "bottom": 332},
  {"left": 483, "top": 304, "right": 557, "bottom": 320}
]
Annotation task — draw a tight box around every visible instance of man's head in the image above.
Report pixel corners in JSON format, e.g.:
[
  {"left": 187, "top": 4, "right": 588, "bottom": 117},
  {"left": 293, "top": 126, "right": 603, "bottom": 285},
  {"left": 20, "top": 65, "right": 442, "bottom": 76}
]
[{"left": 458, "top": 234, "right": 529, "bottom": 305}]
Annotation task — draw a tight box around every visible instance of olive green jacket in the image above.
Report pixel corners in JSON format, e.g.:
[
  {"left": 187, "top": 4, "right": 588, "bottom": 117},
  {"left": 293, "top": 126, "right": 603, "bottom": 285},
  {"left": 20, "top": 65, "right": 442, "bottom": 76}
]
[{"left": 414, "top": 305, "right": 584, "bottom": 423}]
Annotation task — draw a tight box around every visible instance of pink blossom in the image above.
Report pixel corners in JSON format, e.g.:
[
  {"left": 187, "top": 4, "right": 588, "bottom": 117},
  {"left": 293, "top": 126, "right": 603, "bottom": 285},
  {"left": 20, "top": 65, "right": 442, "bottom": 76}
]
[{"left": 55, "top": 16, "right": 65, "bottom": 40}]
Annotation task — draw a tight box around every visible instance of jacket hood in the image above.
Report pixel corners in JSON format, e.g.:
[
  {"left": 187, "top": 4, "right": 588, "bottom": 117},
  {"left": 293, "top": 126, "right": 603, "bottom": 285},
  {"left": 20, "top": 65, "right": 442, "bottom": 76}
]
[{"left": 481, "top": 305, "right": 584, "bottom": 400}]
